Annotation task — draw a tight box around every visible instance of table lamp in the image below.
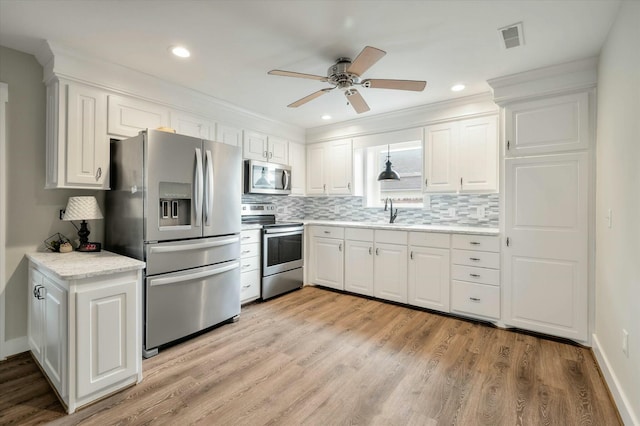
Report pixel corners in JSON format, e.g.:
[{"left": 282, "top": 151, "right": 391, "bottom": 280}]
[{"left": 62, "top": 196, "right": 103, "bottom": 251}]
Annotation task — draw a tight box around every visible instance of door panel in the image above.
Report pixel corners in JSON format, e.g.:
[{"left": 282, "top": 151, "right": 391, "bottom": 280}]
[
  {"left": 424, "top": 123, "right": 457, "bottom": 192},
  {"left": 373, "top": 243, "right": 408, "bottom": 303},
  {"left": 311, "top": 237, "right": 343, "bottom": 290},
  {"left": 408, "top": 246, "right": 450, "bottom": 312},
  {"left": 345, "top": 240, "right": 374, "bottom": 296}
]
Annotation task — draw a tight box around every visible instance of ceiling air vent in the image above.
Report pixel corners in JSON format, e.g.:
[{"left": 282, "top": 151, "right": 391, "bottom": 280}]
[{"left": 498, "top": 22, "right": 524, "bottom": 49}]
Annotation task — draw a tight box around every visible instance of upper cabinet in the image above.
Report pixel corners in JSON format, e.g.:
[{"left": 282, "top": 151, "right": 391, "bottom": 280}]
[
  {"left": 243, "top": 130, "right": 289, "bottom": 164},
  {"left": 46, "top": 79, "right": 109, "bottom": 189},
  {"left": 423, "top": 114, "right": 498, "bottom": 193},
  {"left": 215, "top": 123, "right": 243, "bottom": 147},
  {"left": 288, "top": 141, "right": 306, "bottom": 196},
  {"left": 306, "top": 139, "right": 353, "bottom": 195},
  {"left": 504, "top": 92, "right": 589, "bottom": 157},
  {"left": 170, "top": 111, "right": 215, "bottom": 140},
  {"left": 107, "top": 94, "right": 170, "bottom": 138}
]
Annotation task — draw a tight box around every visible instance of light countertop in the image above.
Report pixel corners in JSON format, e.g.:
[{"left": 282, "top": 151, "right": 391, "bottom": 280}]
[
  {"left": 241, "top": 224, "right": 263, "bottom": 231},
  {"left": 302, "top": 220, "right": 499, "bottom": 236},
  {"left": 27, "top": 250, "right": 146, "bottom": 280}
]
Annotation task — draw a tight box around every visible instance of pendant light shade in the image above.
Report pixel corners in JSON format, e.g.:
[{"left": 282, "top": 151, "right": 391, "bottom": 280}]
[{"left": 377, "top": 145, "right": 400, "bottom": 181}]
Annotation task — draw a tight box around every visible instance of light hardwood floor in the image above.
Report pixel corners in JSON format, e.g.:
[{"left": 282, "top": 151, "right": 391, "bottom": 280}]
[{"left": 0, "top": 286, "right": 621, "bottom": 425}]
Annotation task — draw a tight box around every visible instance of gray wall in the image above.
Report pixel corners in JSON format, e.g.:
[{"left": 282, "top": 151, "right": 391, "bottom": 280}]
[{"left": 0, "top": 46, "right": 104, "bottom": 345}]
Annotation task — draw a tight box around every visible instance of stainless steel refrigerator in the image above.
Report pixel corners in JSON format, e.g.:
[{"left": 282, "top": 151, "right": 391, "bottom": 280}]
[{"left": 106, "top": 129, "right": 241, "bottom": 358}]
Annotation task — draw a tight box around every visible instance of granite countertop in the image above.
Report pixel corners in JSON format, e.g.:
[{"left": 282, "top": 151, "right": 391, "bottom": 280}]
[
  {"left": 27, "top": 250, "right": 146, "bottom": 280},
  {"left": 302, "top": 220, "right": 499, "bottom": 236}
]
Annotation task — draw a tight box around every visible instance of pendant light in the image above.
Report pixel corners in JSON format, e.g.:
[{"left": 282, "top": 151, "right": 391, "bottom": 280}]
[{"left": 377, "top": 145, "right": 400, "bottom": 181}]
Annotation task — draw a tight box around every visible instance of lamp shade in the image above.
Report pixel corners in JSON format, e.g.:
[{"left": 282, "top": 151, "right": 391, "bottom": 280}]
[
  {"left": 63, "top": 196, "right": 103, "bottom": 221},
  {"left": 377, "top": 145, "right": 401, "bottom": 181}
]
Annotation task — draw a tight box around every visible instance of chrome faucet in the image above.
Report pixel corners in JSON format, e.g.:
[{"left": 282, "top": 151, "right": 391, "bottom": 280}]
[{"left": 384, "top": 198, "right": 398, "bottom": 223}]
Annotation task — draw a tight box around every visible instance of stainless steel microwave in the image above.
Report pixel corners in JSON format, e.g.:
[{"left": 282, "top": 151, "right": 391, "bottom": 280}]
[{"left": 244, "top": 160, "right": 291, "bottom": 195}]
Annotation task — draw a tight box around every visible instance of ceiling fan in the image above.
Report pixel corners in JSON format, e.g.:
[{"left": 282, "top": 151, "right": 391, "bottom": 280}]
[{"left": 268, "top": 46, "right": 427, "bottom": 114}]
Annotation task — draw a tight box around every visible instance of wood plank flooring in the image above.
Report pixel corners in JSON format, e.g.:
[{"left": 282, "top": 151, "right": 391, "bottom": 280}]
[{"left": 0, "top": 286, "right": 621, "bottom": 425}]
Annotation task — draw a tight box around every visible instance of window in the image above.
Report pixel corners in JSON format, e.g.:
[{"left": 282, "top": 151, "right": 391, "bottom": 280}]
[{"left": 363, "top": 140, "right": 424, "bottom": 208}]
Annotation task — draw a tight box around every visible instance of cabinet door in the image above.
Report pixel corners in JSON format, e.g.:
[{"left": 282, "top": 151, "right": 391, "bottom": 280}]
[
  {"left": 328, "top": 139, "right": 353, "bottom": 194},
  {"left": 288, "top": 142, "right": 306, "bottom": 195},
  {"left": 42, "top": 277, "right": 68, "bottom": 398},
  {"left": 424, "top": 122, "right": 458, "bottom": 193},
  {"left": 504, "top": 152, "right": 588, "bottom": 341},
  {"left": 76, "top": 279, "right": 137, "bottom": 398},
  {"left": 306, "top": 143, "right": 326, "bottom": 195},
  {"left": 505, "top": 92, "right": 589, "bottom": 157},
  {"left": 28, "top": 268, "right": 44, "bottom": 362},
  {"left": 268, "top": 136, "right": 289, "bottom": 165},
  {"left": 458, "top": 115, "right": 498, "bottom": 192},
  {"left": 243, "top": 130, "right": 268, "bottom": 161},
  {"left": 66, "top": 83, "right": 109, "bottom": 188},
  {"left": 216, "top": 123, "right": 243, "bottom": 146},
  {"left": 241, "top": 270, "right": 261, "bottom": 303},
  {"left": 344, "top": 240, "right": 374, "bottom": 296},
  {"left": 311, "top": 237, "right": 344, "bottom": 290},
  {"left": 408, "top": 246, "right": 450, "bottom": 312},
  {"left": 107, "top": 95, "right": 169, "bottom": 138},
  {"left": 170, "top": 111, "right": 215, "bottom": 139},
  {"left": 374, "top": 243, "right": 408, "bottom": 303}
]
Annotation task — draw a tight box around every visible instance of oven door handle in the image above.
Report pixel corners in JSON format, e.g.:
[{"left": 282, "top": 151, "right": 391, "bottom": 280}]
[
  {"left": 149, "top": 262, "right": 240, "bottom": 287},
  {"left": 264, "top": 228, "right": 304, "bottom": 235},
  {"left": 149, "top": 236, "right": 240, "bottom": 253}
]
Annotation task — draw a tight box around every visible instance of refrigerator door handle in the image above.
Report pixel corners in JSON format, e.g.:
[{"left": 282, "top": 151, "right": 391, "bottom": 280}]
[
  {"left": 204, "top": 149, "right": 214, "bottom": 225},
  {"left": 148, "top": 236, "right": 240, "bottom": 254},
  {"left": 149, "top": 261, "right": 240, "bottom": 287},
  {"left": 194, "top": 148, "right": 204, "bottom": 227}
]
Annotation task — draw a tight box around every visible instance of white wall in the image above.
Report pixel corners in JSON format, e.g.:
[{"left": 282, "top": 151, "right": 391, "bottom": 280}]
[
  {"left": 593, "top": 1, "right": 640, "bottom": 424},
  {"left": 0, "top": 46, "right": 104, "bottom": 355}
]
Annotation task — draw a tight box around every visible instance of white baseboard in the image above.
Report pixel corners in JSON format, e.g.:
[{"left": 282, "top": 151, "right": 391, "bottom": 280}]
[
  {"left": 592, "top": 333, "right": 639, "bottom": 426},
  {"left": 1, "top": 336, "right": 29, "bottom": 360}
]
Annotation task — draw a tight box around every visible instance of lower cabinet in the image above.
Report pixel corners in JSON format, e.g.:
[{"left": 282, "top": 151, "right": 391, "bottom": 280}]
[
  {"left": 373, "top": 242, "right": 408, "bottom": 304},
  {"left": 309, "top": 226, "right": 345, "bottom": 290},
  {"left": 240, "top": 229, "right": 261, "bottom": 303},
  {"left": 408, "top": 232, "right": 451, "bottom": 313},
  {"left": 344, "top": 229, "right": 374, "bottom": 296}
]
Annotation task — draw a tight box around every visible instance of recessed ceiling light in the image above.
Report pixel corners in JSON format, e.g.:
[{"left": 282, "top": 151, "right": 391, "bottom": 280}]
[
  {"left": 451, "top": 84, "right": 466, "bottom": 92},
  {"left": 170, "top": 46, "right": 191, "bottom": 58},
  {"left": 321, "top": 115, "right": 332, "bottom": 120}
]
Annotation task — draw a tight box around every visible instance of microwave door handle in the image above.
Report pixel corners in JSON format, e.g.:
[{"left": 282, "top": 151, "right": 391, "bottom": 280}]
[
  {"left": 283, "top": 169, "right": 290, "bottom": 190},
  {"left": 194, "top": 148, "right": 203, "bottom": 227},
  {"left": 204, "top": 149, "right": 214, "bottom": 225}
]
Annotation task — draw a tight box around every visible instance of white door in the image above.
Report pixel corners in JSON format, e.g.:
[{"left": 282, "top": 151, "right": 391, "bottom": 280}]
[
  {"left": 328, "top": 139, "right": 353, "bottom": 194},
  {"left": 288, "top": 141, "right": 306, "bottom": 195},
  {"left": 344, "top": 240, "right": 374, "bottom": 296},
  {"left": 458, "top": 115, "right": 498, "bottom": 192},
  {"left": 216, "top": 123, "right": 243, "bottom": 147},
  {"left": 311, "top": 237, "right": 344, "bottom": 290},
  {"left": 408, "top": 246, "right": 450, "bottom": 312},
  {"left": 504, "top": 152, "right": 588, "bottom": 341},
  {"left": 424, "top": 122, "right": 458, "bottom": 193},
  {"left": 374, "top": 243, "right": 408, "bottom": 303},
  {"left": 107, "top": 94, "right": 169, "bottom": 138},
  {"left": 28, "top": 268, "right": 44, "bottom": 362},
  {"left": 243, "top": 131, "right": 269, "bottom": 161},
  {"left": 42, "top": 277, "right": 67, "bottom": 398},
  {"left": 306, "top": 143, "right": 326, "bottom": 195},
  {"left": 170, "top": 112, "right": 214, "bottom": 139},
  {"left": 268, "top": 136, "right": 289, "bottom": 165}
]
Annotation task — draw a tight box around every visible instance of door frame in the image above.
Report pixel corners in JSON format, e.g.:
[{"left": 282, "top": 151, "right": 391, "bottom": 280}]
[{"left": 0, "top": 82, "right": 8, "bottom": 359}]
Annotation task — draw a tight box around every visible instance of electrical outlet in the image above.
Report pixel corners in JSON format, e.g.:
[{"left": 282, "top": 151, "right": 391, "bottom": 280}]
[
  {"left": 477, "top": 206, "right": 485, "bottom": 218},
  {"left": 622, "top": 329, "right": 629, "bottom": 357},
  {"left": 448, "top": 207, "right": 456, "bottom": 218}
]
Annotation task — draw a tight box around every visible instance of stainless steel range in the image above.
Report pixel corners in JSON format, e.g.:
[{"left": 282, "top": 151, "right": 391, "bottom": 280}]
[{"left": 241, "top": 203, "right": 304, "bottom": 299}]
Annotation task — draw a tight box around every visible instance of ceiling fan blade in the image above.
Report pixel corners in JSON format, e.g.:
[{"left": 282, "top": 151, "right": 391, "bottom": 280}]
[
  {"left": 362, "top": 79, "right": 427, "bottom": 91},
  {"left": 287, "top": 88, "right": 333, "bottom": 108},
  {"left": 344, "top": 89, "right": 370, "bottom": 114},
  {"left": 346, "top": 46, "right": 386, "bottom": 76},
  {"left": 268, "top": 69, "right": 328, "bottom": 82}
]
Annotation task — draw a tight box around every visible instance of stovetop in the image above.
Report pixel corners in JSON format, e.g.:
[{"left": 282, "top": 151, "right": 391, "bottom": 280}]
[{"left": 241, "top": 203, "right": 302, "bottom": 228}]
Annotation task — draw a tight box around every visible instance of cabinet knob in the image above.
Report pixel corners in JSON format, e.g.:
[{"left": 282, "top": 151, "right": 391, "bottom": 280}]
[
  {"left": 347, "top": 182, "right": 351, "bottom": 191},
  {"left": 369, "top": 247, "right": 372, "bottom": 255},
  {"left": 338, "top": 243, "right": 342, "bottom": 252},
  {"left": 425, "top": 178, "right": 428, "bottom": 186},
  {"left": 95, "top": 167, "right": 102, "bottom": 181},
  {"left": 469, "top": 257, "right": 481, "bottom": 262},
  {"left": 469, "top": 241, "right": 480, "bottom": 245},
  {"left": 470, "top": 273, "right": 481, "bottom": 278},
  {"left": 410, "top": 251, "right": 414, "bottom": 260},
  {"left": 263, "top": 151, "right": 268, "bottom": 158},
  {"left": 469, "top": 297, "right": 481, "bottom": 302},
  {"left": 375, "top": 248, "right": 379, "bottom": 256}
]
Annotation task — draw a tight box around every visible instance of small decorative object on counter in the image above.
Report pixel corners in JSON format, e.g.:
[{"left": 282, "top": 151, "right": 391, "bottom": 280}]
[
  {"left": 59, "top": 242, "right": 73, "bottom": 253},
  {"left": 44, "top": 233, "right": 72, "bottom": 252}
]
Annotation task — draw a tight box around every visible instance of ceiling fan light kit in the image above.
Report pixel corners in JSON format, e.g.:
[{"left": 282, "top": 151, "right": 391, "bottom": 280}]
[{"left": 268, "top": 46, "right": 426, "bottom": 114}]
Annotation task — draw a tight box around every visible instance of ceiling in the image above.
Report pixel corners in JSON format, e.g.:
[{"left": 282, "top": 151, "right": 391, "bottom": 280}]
[{"left": 0, "top": 0, "right": 621, "bottom": 129}]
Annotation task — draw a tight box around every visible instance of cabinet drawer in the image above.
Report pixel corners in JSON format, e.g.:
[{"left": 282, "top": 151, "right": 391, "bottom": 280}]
[
  {"left": 241, "top": 270, "right": 261, "bottom": 302},
  {"left": 240, "top": 243, "right": 260, "bottom": 259},
  {"left": 345, "top": 227, "right": 374, "bottom": 242},
  {"left": 240, "top": 230, "right": 261, "bottom": 245},
  {"left": 452, "top": 249, "right": 500, "bottom": 269},
  {"left": 241, "top": 256, "right": 260, "bottom": 273},
  {"left": 409, "top": 232, "right": 450, "bottom": 249},
  {"left": 451, "top": 280, "right": 500, "bottom": 319},
  {"left": 311, "top": 226, "right": 344, "bottom": 239},
  {"left": 452, "top": 265, "right": 500, "bottom": 286},
  {"left": 375, "top": 230, "right": 408, "bottom": 245},
  {"left": 452, "top": 234, "right": 500, "bottom": 252}
]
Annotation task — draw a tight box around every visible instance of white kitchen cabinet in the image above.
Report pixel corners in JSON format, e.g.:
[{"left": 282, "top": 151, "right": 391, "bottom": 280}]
[
  {"left": 45, "top": 79, "right": 109, "bottom": 189},
  {"left": 408, "top": 232, "right": 451, "bottom": 313},
  {"left": 288, "top": 141, "right": 306, "bottom": 196},
  {"left": 373, "top": 230, "right": 408, "bottom": 304},
  {"left": 170, "top": 111, "right": 215, "bottom": 139},
  {"left": 240, "top": 229, "right": 261, "bottom": 303},
  {"left": 309, "top": 226, "right": 344, "bottom": 290},
  {"left": 26, "top": 252, "right": 144, "bottom": 414},
  {"left": 216, "top": 123, "right": 243, "bottom": 147},
  {"left": 243, "top": 130, "right": 289, "bottom": 164},
  {"left": 305, "top": 139, "right": 353, "bottom": 195},
  {"left": 423, "top": 115, "right": 498, "bottom": 193},
  {"left": 504, "top": 92, "right": 589, "bottom": 157},
  {"left": 107, "top": 94, "right": 170, "bottom": 138},
  {"left": 344, "top": 228, "right": 374, "bottom": 296}
]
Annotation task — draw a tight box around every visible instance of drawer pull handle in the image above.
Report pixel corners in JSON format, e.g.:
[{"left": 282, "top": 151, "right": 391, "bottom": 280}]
[
  {"left": 470, "top": 273, "right": 481, "bottom": 278},
  {"left": 242, "top": 264, "right": 251, "bottom": 268},
  {"left": 469, "top": 297, "right": 481, "bottom": 302},
  {"left": 369, "top": 247, "right": 372, "bottom": 255},
  {"left": 324, "top": 231, "right": 330, "bottom": 234},
  {"left": 469, "top": 257, "right": 481, "bottom": 261},
  {"left": 242, "top": 284, "right": 251, "bottom": 289},
  {"left": 241, "top": 250, "right": 251, "bottom": 254},
  {"left": 375, "top": 248, "right": 379, "bottom": 256},
  {"left": 241, "top": 236, "right": 251, "bottom": 240},
  {"left": 469, "top": 241, "right": 480, "bottom": 245},
  {"left": 339, "top": 243, "right": 342, "bottom": 252}
]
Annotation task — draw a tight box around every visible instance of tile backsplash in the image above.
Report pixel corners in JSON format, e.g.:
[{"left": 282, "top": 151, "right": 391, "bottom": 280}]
[{"left": 242, "top": 194, "right": 499, "bottom": 227}]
